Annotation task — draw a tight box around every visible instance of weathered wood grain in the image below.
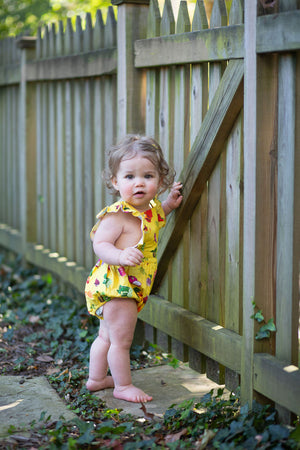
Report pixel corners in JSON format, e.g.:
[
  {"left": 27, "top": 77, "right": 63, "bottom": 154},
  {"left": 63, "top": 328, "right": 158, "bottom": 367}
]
[
  {"left": 135, "top": 24, "right": 244, "bottom": 67},
  {"left": 253, "top": 353, "right": 300, "bottom": 415},
  {"left": 135, "top": 10, "right": 300, "bottom": 68},
  {"left": 1, "top": 1, "right": 300, "bottom": 418},
  {"left": 26, "top": 49, "right": 117, "bottom": 82},
  {"left": 139, "top": 295, "right": 242, "bottom": 373},
  {"left": 153, "top": 59, "right": 244, "bottom": 290},
  {"left": 256, "top": 10, "right": 300, "bottom": 54}
]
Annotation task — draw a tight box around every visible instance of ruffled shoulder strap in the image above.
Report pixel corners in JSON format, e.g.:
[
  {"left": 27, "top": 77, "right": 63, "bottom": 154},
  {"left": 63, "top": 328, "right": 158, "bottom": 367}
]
[{"left": 90, "top": 200, "right": 143, "bottom": 241}]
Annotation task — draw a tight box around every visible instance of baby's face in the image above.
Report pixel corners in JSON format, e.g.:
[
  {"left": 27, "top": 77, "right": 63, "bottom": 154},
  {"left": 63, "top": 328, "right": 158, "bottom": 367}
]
[{"left": 112, "top": 155, "right": 161, "bottom": 211}]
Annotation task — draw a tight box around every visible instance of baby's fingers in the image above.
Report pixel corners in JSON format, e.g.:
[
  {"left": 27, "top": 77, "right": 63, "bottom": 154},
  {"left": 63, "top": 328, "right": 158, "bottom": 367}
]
[
  {"left": 120, "top": 248, "right": 143, "bottom": 266},
  {"left": 172, "top": 181, "right": 183, "bottom": 193}
]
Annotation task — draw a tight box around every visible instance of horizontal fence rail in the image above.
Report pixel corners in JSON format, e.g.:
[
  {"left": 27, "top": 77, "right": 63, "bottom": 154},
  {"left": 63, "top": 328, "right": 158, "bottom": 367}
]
[{"left": 0, "top": 0, "right": 299, "bottom": 418}]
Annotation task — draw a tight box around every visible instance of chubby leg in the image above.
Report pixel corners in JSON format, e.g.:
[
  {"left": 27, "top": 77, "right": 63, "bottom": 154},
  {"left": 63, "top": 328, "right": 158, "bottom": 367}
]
[
  {"left": 104, "top": 298, "right": 152, "bottom": 403},
  {"left": 86, "top": 320, "right": 114, "bottom": 391}
]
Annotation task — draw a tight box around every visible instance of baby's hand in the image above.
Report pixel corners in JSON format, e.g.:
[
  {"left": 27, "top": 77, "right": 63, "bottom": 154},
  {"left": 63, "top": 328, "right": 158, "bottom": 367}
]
[
  {"left": 163, "top": 181, "right": 183, "bottom": 215},
  {"left": 169, "top": 181, "right": 183, "bottom": 208},
  {"left": 119, "top": 247, "right": 144, "bottom": 266}
]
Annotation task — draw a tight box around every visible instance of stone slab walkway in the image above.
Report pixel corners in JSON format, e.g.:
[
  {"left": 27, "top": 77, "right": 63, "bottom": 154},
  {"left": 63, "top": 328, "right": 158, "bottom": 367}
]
[
  {"left": 0, "top": 376, "right": 77, "bottom": 438},
  {"left": 0, "top": 364, "right": 224, "bottom": 438},
  {"left": 96, "top": 363, "right": 224, "bottom": 420}
]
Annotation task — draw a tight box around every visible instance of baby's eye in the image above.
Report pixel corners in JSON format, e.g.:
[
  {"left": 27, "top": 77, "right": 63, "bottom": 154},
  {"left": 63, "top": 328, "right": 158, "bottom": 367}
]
[
  {"left": 125, "top": 174, "right": 134, "bottom": 179},
  {"left": 145, "top": 174, "right": 153, "bottom": 179}
]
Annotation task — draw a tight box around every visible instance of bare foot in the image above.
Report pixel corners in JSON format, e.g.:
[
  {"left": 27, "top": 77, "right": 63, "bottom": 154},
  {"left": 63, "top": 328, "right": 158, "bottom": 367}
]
[
  {"left": 113, "top": 384, "right": 153, "bottom": 403},
  {"left": 86, "top": 375, "right": 114, "bottom": 392}
]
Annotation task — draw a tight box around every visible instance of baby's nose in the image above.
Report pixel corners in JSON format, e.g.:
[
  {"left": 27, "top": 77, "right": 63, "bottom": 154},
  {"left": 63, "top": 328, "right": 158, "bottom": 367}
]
[{"left": 135, "top": 177, "right": 145, "bottom": 186}]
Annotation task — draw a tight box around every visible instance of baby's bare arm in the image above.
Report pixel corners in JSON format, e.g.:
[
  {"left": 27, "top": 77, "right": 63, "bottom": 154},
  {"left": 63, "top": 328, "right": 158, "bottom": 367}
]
[{"left": 93, "top": 213, "right": 143, "bottom": 266}]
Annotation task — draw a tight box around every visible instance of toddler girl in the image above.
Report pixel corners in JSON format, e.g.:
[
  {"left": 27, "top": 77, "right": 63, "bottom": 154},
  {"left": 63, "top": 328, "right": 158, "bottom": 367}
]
[{"left": 85, "top": 134, "right": 182, "bottom": 403}]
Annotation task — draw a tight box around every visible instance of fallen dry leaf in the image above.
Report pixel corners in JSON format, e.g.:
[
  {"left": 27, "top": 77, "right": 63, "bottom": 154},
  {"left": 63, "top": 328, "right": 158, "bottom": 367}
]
[
  {"left": 140, "top": 402, "right": 155, "bottom": 420},
  {"left": 55, "top": 368, "right": 69, "bottom": 379},
  {"left": 165, "top": 428, "right": 187, "bottom": 443},
  {"left": 46, "top": 367, "right": 60, "bottom": 375},
  {"left": 27, "top": 365, "right": 38, "bottom": 371},
  {"left": 28, "top": 315, "right": 40, "bottom": 324},
  {"left": 196, "top": 429, "right": 216, "bottom": 449},
  {"left": 36, "top": 355, "right": 54, "bottom": 362}
]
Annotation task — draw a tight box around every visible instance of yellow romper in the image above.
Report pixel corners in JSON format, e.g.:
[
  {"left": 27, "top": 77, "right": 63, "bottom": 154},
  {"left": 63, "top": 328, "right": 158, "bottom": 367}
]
[{"left": 85, "top": 198, "right": 166, "bottom": 319}]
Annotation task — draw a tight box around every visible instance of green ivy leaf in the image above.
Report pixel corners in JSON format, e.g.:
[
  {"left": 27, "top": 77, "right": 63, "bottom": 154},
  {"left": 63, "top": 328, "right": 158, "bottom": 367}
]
[
  {"left": 255, "top": 330, "right": 271, "bottom": 340},
  {"left": 254, "top": 310, "right": 264, "bottom": 323},
  {"left": 268, "top": 424, "right": 290, "bottom": 442},
  {"left": 260, "top": 318, "right": 276, "bottom": 333},
  {"left": 290, "top": 424, "right": 300, "bottom": 442},
  {"left": 79, "top": 330, "right": 88, "bottom": 338}
]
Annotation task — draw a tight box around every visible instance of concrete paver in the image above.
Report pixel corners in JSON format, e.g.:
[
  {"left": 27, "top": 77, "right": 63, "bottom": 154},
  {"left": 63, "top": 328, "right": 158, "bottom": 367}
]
[
  {"left": 95, "top": 363, "right": 224, "bottom": 419},
  {"left": 0, "top": 364, "right": 224, "bottom": 438},
  {"left": 0, "top": 376, "right": 77, "bottom": 438}
]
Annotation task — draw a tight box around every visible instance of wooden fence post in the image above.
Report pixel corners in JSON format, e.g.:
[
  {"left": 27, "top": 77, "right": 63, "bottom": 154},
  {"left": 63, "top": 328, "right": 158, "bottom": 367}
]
[
  {"left": 112, "top": 0, "right": 149, "bottom": 138},
  {"left": 18, "top": 37, "right": 37, "bottom": 256},
  {"left": 241, "top": 0, "right": 257, "bottom": 408},
  {"left": 275, "top": 0, "right": 300, "bottom": 423}
]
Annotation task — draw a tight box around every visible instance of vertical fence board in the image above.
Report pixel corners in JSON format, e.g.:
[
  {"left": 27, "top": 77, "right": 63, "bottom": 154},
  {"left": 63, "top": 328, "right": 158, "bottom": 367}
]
[
  {"left": 276, "top": 0, "right": 299, "bottom": 375},
  {"left": 224, "top": 114, "right": 243, "bottom": 389},
  {"left": 276, "top": 50, "right": 297, "bottom": 423},
  {"left": 41, "top": 82, "right": 49, "bottom": 247},
  {"left": 225, "top": 0, "right": 244, "bottom": 388},
  {"left": 65, "top": 18, "right": 74, "bottom": 55},
  {"left": 157, "top": 0, "right": 175, "bottom": 309},
  {"left": 93, "top": 10, "right": 104, "bottom": 50},
  {"left": 93, "top": 78, "right": 105, "bottom": 222},
  {"left": 294, "top": 51, "right": 300, "bottom": 369},
  {"left": 26, "top": 81, "right": 37, "bottom": 243},
  {"left": 49, "top": 23, "right": 56, "bottom": 57},
  {"left": 49, "top": 83, "right": 57, "bottom": 251},
  {"left": 225, "top": 115, "right": 243, "bottom": 334},
  {"left": 56, "top": 21, "right": 64, "bottom": 56},
  {"left": 65, "top": 80, "right": 75, "bottom": 261},
  {"left": 56, "top": 81, "right": 65, "bottom": 256},
  {"left": 83, "top": 13, "right": 93, "bottom": 52},
  {"left": 159, "top": 0, "right": 175, "bottom": 166},
  {"left": 229, "top": 0, "right": 244, "bottom": 24},
  {"left": 205, "top": 0, "right": 227, "bottom": 384},
  {"left": 241, "top": 0, "right": 257, "bottom": 407},
  {"left": 145, "top": 0, "right": 161, "bottom": 138},
  {"left": 10, "top": 88, "right": 15, "bottom": 228},
  {"left": 190, "top": 0, "right": 208, "bottom": 146},
  {"left": 36, "top": 84, "right": 42, "bottom": 243},
  {"left": 276, "top": 53, "right": 296, "bottom": 363},
  {"left": 255, "top": 54, "right": 277, "bottom": 358},
  {"left": 104, "top": 75, "right": 116, "bottom": 207},
  {"left": 7, "top": 89, "right": 12, "bottom": 226},
  {"left": 0, "top": 90, "right": 3, "bottom": 222},
  {"left": 156, "top": 0, "right": 175, "bottom": 348},
  {"left": 84, "top": 79, "right": 94, "bottom": 269},
  {"left": 74, "top": 80, "right": 84, "bottom": 265},
  {"left": 170, "top": 0, "right": 190, "bottom": 361},
  {"left": 74, "top": 16, "right": 83, "bottom": 54},
  {"left": 2, "top": 87, "right": 6, "bottom": 224},
  {"left": 104, "top": 7, "right": 117, "bottom": 207}
]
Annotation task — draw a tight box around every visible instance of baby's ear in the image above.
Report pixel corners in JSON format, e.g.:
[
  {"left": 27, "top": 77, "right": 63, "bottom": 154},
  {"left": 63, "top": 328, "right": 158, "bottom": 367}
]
[{"left": 111, "top": 176, "right": 118, "bottom": 190}]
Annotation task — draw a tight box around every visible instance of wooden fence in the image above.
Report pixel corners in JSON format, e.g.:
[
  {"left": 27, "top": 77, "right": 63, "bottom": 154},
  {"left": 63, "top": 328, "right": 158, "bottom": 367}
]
[{"left": 0, "top": 0, "right": 299, "bottom": 418}]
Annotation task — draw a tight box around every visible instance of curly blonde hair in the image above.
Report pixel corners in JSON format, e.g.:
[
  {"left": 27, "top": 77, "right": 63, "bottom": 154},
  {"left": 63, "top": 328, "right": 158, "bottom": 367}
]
[{"left": 103, "top": 135, "right": 175, "bottom": 195}]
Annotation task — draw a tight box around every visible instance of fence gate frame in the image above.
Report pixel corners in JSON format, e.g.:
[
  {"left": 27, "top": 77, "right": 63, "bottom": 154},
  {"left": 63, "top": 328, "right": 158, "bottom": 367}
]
[{"left": 0, "top": 0, "right": 299, "bottom": 419}]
